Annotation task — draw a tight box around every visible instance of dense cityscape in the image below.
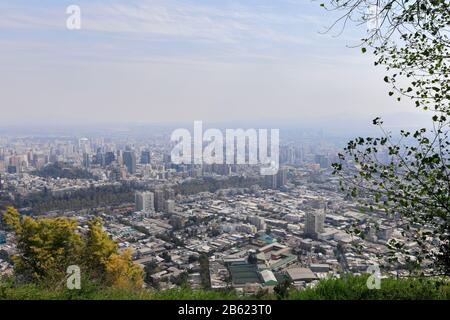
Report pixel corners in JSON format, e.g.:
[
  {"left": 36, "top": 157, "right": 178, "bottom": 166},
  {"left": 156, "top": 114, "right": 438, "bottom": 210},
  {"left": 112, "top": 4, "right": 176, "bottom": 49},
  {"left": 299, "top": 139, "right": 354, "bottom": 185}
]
[
  {"left": 0, "top": 0, "right": 448, "bottom": 310},
  {"left": 0, "top": 127, "right": 423, "bottom": 294}
]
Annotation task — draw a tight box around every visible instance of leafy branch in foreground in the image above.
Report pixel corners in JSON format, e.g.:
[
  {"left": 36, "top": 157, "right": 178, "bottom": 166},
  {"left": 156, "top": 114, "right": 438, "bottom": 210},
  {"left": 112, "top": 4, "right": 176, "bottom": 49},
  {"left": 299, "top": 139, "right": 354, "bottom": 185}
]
[
  {"left": 333, "top": 118, "right": 449, "bottom": 275},
  {"left": 323, "top": 0, "right": 449, "bottom": 275}
]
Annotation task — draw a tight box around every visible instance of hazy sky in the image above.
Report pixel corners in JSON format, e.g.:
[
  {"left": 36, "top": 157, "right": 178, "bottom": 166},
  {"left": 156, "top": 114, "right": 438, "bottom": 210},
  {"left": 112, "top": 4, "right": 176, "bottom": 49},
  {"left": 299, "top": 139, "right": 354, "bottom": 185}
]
[{"left": 0, "top": 0, "right": 427, "bottom": 127}]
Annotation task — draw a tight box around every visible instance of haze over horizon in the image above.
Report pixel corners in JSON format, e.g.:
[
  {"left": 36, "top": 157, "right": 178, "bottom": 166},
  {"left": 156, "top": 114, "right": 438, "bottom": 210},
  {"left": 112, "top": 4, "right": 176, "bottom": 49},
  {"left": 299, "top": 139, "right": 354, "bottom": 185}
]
[{"left": 0, "top": 0, "right": 427, "bottom": 126}]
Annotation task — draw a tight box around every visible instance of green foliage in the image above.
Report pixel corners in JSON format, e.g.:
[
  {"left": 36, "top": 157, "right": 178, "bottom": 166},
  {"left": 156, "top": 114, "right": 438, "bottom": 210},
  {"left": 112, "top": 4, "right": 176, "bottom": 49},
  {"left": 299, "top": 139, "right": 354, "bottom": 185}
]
[
  {"left": 198, "top": 253, "right": 212, "bottom": 289},
  {"left": 274, "top": 279, "right": 292, "bottom": 300},
  {"left": 325, "top": 0, "right": 449, "bottom": 275},
  {"left": 3, "top": 207, "right": 83, "bottom": 283},
  {"left": 177, "top": 176, "right": 263, "bottom": 195},
  {"left": 32, "top": 162, "right": 95, "bottom": 180},
  {"left": 325, "top": 1, "right": 449, "bottom": 114},
  {"left": 2, "top": 207, "right": 143, "bottom": 289},
  {"left": 1, "top": 275, "right": 448, "bottom": 300},
  {"left": 15, "top": 185, "right": 135, "bottom": 214},
  {"left": 83, "top": 217, "right": 144, "bottom": 289},
  {"left": 290, "top": 275, "right": 450, "bottom": 300}
]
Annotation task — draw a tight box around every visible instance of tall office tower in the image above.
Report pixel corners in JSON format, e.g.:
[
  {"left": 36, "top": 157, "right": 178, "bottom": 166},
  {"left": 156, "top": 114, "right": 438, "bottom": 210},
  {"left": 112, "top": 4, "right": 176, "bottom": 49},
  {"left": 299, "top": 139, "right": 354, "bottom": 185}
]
[
  {"left": 265, "top": 173, "right": 278, "bottom": 189},
  {"left": 104, "top": 151, "right": 115, "bottom": 166},
  {"left": 123, "top": 151, "right": 136, "bottom": 175},
  {"left": 153, "top": 189, "right": 165, "bottom": 212},
  {"left": 26, "top": 151, "right": 33, "bottom": 164},
  {"left": 82, "top": 153, "right": 91, "bottom": 170},
  {"left": 277, "top": 167, "right": 287, "bottom": 187},
  {"left": 135, "top": 191, "right": 155, "bottom": 213},
  {"left": 94, "top": 148, "right": 102, "bottom": 166},
  {"left": 79, "top": 137, "right": 90, "bottom": 154},
  {"left": 264, "top": 168, "right": 287, "bottom": 190},
  {"left": 140, "top": 150, "right": 151, "bottom": 164},
  {"left": 305, "top": 209, "right": 325, "bottom": 239}
]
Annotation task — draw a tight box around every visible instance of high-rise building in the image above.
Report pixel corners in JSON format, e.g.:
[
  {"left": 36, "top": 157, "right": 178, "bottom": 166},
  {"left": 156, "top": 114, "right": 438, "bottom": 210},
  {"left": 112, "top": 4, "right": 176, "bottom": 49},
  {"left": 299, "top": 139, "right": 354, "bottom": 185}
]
[
  {"left": 265, "top": 173, "right": 278, "bottom": 189},
  {"left": 277, "top": 167, "right": 287, "bottom": 187},
  {"left": 32, "top": 154, "right": 46, "bottom": 169},
  {"left": 116, "top": 150, "right": 123, "bottom": 165},
  {"left": 140, "top": 150, "right": 151, "bottom": 164},
  {"left": 79, "top": 137, "right": 90, "bottom": 154},
  {"left": 164, "top": 199, "right": 175, "bottom": 213},
  {"left": 104, "top": 152, "right": 115, "bottom": 166},
  {"left": 135, "top": 191, "right": 154, "bottom": 213},
  {"left": 82, "top": 153, "right": 90, "bottom": 170},
  {"left": 95, "top": 152, "right": 105, "bottom": 167},
  {"left": 123, "top": 151, "right": 136, "bottom": 175},
  {"left": 154, "top": 189, "right": 165, "bottom": 212},
  {"left": 305, "top": 209, "right": 325, "bottom": 239},
  {"left": 265, "top": 167, "right": 287, "bottom": 189},
  {"left": 248, "top": 216, "right": 266, "bottom": 231}
]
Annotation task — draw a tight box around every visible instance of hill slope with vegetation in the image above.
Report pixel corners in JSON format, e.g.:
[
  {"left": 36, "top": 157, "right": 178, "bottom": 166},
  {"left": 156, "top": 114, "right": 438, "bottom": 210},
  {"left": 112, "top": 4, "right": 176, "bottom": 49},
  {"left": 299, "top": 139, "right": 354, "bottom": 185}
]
[{"left": 1, "top": 275, "right": 449, "bottom": 300}]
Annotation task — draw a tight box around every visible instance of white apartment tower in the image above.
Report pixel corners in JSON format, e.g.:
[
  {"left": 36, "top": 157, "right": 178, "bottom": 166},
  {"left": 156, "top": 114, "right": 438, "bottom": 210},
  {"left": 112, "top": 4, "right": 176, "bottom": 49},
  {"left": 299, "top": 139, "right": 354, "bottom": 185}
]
[
  {"left": 305, "top": 209, "right": 325, "bottom": 239},
  {"left": 135, "top": 191, "right": 155, "bottom": 213}
]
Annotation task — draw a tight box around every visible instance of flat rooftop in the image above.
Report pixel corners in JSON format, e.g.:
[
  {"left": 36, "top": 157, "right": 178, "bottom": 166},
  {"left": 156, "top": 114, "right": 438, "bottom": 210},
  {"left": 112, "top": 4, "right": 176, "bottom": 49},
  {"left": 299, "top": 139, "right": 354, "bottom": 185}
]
[
  {"left": 228, "top": 263, "right": 262, "bottom": 285},
  {"left": 286, "top": 268, "right": 318, "bottom": 281}
]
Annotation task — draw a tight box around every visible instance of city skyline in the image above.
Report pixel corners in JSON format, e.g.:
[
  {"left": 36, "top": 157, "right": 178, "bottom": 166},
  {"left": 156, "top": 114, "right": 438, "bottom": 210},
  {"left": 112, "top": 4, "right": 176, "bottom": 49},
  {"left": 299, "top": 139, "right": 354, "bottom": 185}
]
[{"left": 0, "top": 0, "right": 447, "bottom": 305}]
